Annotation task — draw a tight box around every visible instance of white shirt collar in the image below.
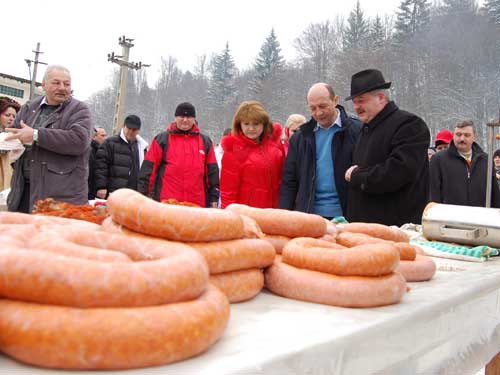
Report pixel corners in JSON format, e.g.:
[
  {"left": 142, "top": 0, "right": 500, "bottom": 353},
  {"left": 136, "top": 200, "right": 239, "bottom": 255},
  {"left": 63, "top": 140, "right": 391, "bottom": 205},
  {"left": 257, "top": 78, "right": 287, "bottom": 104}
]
[
  {"left": 39, "top": 96, "right": 61, "bottom": 108},
  {"left": 315, "top": 109, "right": 342, "bottom": 131},
  {"left": 120, "top": 128, "right": 130, "bottom": 144}
]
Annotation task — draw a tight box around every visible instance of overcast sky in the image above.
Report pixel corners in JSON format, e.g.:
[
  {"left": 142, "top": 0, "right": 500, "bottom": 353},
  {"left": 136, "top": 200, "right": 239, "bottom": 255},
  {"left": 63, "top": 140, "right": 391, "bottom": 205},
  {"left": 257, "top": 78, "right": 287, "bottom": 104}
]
[{"left": 2, "top": 0, "right": 405, "bottom": 100}]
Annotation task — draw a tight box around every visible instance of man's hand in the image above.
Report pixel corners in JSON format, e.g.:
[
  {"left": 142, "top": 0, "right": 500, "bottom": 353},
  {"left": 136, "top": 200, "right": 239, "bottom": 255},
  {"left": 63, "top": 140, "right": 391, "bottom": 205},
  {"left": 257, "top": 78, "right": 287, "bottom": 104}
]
[
  {"left": 210, "top": 201, "right": 219, "bottom": 208},
  {"left": 96, "top": 189, "right": 107, "bottom": 199},
  {"left": 345, "top": 165, "right": 358, "bottom": 182},
  {"left": 5, "top": 121, "right": 35, "bottom": 145}
]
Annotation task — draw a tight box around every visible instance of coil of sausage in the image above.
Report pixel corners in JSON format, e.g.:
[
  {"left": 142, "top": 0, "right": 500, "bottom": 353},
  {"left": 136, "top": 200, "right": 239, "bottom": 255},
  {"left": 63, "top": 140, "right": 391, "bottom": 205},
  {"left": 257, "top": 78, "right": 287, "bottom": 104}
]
[
  {"left": 0, "top": 229, "right": 209, "bottom": 307},
  {"left": 281, "top": 237, "right": 400, "bottom": 277},
  {"left": 265, "top": 256, "right": 407, "bottom": 308},
  {"left": 0, "top": 285, "right": 229, "bottom": 370},
  {"left": 107, "top": 188, "right": 245, "bottom": 242}
]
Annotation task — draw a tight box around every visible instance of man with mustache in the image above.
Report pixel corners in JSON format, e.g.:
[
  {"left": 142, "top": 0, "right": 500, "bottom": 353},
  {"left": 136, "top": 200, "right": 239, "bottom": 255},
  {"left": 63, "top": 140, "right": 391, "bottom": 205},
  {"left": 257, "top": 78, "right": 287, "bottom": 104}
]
[
  {"left": 5, "top": 65, "right": 92, "bottom": 212},
  {"left": 429, "top": 120, "right": 500, "bottom": 207},
  {"left": 344, "top": 69, "right": 430, "bottom": 226}
]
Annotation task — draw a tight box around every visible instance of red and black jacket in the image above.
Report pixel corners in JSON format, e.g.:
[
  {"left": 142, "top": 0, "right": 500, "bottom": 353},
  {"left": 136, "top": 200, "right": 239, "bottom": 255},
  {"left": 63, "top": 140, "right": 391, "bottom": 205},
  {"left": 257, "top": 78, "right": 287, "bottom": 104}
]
[{"left": 138, "top": 123, "right": 219, "bottom": 207}]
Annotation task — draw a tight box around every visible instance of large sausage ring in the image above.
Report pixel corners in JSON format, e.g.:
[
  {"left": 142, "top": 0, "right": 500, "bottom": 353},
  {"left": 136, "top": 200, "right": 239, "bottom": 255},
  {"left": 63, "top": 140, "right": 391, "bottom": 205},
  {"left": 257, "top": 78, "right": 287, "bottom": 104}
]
[
  {"left": 265, "top": 256, "right": 406, "bottom": 308},
  {"left": 107, "top": 189, "right": 245, "bottom": 241},
  {"left": 282, "top": 237, "right": 400, "bottom": 277},
  {"left": 0, "top": 228, "right": 209, "bottom": 307},
  {"left": 0, "top": 285, "right": 229, "bottom": 369}
]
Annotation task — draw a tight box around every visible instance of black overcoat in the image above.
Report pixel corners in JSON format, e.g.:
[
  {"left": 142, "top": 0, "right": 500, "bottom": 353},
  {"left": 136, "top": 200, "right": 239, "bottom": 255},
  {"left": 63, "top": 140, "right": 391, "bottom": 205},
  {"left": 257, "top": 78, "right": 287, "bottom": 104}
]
[
  {"left": 429, "top": 141, "right": 500, "bottom": 208},
  {"left": 346, "top": 101, "right": 430, "bottom": 226}
]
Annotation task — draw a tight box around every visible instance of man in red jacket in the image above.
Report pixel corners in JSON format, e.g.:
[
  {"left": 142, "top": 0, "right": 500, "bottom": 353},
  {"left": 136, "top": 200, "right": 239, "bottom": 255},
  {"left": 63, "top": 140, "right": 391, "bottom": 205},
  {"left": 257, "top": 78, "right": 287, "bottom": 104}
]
[{"left": 138, "top": 102, "right": 219, "bottom": 207}]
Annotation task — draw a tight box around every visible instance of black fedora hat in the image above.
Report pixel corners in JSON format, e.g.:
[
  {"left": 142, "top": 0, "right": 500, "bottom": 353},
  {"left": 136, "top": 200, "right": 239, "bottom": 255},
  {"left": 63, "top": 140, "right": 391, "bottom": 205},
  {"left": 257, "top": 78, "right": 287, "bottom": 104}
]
[{"left": 345, "top": 69, "right": 391, "bottom": 101}]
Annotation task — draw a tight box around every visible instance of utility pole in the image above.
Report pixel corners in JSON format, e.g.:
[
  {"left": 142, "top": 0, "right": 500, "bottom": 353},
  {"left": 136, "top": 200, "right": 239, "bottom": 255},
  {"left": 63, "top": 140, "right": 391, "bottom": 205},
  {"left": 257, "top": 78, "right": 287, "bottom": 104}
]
[
  {"left": 25, "top": 42, "right": 47, "bottom": 100},
  {"left": 485, "top": 106, "right": 500, "bottom": 208},
  {"left": 108, "top": 36, "right": 149, "bottom": 135}
]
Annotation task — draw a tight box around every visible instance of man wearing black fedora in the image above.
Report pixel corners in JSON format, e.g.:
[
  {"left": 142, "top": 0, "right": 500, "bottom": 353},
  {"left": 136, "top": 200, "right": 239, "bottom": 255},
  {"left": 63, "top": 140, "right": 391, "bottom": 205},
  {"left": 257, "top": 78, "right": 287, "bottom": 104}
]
[{"left": 344, "top": 69, "right": 430, "bottom": 226}]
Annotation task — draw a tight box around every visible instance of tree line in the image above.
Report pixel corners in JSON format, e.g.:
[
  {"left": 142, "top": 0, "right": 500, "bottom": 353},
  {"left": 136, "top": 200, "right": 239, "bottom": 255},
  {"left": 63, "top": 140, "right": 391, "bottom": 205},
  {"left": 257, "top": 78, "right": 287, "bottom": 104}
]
[{"left": 86, "top": 0, "right": 500, "bottom": 147}]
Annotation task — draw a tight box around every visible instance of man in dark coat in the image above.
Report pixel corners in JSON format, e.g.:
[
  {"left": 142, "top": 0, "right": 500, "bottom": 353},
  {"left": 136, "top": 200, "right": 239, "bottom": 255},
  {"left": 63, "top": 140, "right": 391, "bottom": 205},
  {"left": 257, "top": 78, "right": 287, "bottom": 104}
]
[
  {"left": 344, "top": 69, "right": 430, "bottom": 226},
  {"left": 5, "top": 65, "right": 92, "bottom": 212},
  {"left": 95, "top": 115, "right": 148, "bottom": 199},
  {"left": 279, "top": 83, "right": 362, "bottom": 219},
  {"left": 88, "top": 127, "right": 107, "bottom": 199},
  {"left": 429, "top": 120, "right": 500, "bottom": 207}
]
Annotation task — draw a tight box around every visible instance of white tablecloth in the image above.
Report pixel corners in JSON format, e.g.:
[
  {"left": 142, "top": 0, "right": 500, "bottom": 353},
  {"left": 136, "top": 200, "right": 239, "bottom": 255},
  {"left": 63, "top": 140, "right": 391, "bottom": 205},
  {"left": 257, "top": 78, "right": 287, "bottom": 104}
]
[{"left": 2, "top": 257, "right": 500, "bottom": 374}]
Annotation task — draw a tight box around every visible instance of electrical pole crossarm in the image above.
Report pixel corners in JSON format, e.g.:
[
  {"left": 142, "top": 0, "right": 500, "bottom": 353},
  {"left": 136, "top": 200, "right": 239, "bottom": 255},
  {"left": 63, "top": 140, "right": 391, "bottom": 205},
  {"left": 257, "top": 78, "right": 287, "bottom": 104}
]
[
  {"left": 25, "top": 42, "right": 47, "bottom": 100},
  {"left": 108, "top": 35, "right": 149, "bottom": 135}
]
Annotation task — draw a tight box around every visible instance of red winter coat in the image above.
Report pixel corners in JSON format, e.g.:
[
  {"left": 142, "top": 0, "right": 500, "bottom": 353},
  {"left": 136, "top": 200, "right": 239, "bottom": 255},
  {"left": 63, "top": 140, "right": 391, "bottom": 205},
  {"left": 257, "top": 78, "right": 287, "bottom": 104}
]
[
  {"left": 220, "top": 125, "right": 285, "bottom": 209},
  {"left": 138, "top": 123, "right": 219, "bottom": 207}
]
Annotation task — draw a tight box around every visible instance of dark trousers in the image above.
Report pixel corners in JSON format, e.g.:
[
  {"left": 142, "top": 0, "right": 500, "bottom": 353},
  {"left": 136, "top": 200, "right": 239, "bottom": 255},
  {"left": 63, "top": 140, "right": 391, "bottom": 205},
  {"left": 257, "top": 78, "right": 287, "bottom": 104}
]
[{"left": 18, "top": 182, "right": 30, "bottom": 213}]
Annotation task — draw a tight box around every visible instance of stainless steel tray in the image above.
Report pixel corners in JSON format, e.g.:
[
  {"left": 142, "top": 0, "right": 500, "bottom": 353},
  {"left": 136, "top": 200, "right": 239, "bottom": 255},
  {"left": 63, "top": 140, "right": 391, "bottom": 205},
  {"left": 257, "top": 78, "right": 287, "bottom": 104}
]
[{"left": 422, "top": 202, "right": 500, "bottom": 248}]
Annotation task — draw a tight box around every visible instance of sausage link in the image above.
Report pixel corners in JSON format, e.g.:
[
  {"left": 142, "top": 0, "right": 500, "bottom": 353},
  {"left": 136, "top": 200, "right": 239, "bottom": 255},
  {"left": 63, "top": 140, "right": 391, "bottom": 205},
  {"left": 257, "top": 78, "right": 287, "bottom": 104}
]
[
  {"left": 190, "top": 239, "right": 275, "bottom": 274},
  {"left": 396, "top": 255, "right": 436, "bottom": 282},
  {"left": 226, "top": 203, "right": 327, "bottom": 238},
  {"left": 337, "top": 222, "right": 409, "bottom": 243},
  {"left": 337, "top": 232, "right": 417, "bottom": 261},
  {"left": 102, "top": 218, "right": 275, "bottom": 274},
  {"left": 262, "top": 234, "right": 291, "bottom": 254},
  {"left": 210, "top": 269, "right": 264, "bottom": 303}
]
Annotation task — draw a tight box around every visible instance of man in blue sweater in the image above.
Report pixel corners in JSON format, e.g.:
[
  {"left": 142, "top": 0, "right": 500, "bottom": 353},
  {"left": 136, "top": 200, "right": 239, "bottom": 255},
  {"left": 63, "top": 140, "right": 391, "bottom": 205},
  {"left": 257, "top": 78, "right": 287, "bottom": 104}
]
[{"left": 279, "top": 83, "right": 361, "bottom": 219}]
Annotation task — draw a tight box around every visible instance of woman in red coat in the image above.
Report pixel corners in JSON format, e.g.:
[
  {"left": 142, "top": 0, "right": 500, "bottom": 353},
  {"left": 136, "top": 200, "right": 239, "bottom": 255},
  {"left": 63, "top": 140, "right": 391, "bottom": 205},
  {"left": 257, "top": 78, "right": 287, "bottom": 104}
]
[{"left": 220, "top": 101, "right": 285, "bottom": 208}]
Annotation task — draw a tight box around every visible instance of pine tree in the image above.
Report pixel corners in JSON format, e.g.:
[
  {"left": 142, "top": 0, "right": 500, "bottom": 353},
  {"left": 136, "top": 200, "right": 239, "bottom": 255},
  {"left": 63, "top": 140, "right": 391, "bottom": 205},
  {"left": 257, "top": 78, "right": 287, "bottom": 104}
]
[
  {"left": 441, "top": 0, "right": 477, "bottom": 15},
  {"left": 207, "top": 42, "right": 237, "bottom": 108},
  {"left": 393, "top": 0, "right": 431, "bottom": 46},
  {"left": 483, "top": 0, "right": 500, "bottom": 25},
  {"left": 249, "top": 29, "right": 285, "bottom": 93},
  {"left": 343, "top": 0, "right": 369, "bottom": 50},
  {"left": 370, "top": 15, "right": 386, "bottom": 49}
]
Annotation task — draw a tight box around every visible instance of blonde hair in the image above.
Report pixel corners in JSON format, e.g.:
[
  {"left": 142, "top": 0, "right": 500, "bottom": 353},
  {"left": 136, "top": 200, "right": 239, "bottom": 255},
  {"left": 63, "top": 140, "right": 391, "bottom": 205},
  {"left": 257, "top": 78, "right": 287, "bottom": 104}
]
[
  {"left": 232, "top": 101, "right": 273, "bottom": 139},
  {"left": 285, "top": 114, "right": 306, "bottom": 128}
]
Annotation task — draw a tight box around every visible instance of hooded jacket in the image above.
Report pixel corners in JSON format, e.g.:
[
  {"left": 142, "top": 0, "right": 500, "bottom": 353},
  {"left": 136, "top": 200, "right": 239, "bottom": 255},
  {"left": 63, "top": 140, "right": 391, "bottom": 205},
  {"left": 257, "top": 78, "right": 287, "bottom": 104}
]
[
  {"left": 138, "top": 123, "right": 219, "bottom": 207},
  {"left": 220, "top": 124, "right": 285, "bottom": 208}
]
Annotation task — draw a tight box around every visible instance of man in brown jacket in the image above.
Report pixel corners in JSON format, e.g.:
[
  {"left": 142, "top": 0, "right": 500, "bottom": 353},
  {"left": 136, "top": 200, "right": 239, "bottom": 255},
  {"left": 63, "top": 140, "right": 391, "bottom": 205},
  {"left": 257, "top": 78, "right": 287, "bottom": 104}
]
[{"left": 5, "top": 65, "right": 92, "bottom": 212}]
